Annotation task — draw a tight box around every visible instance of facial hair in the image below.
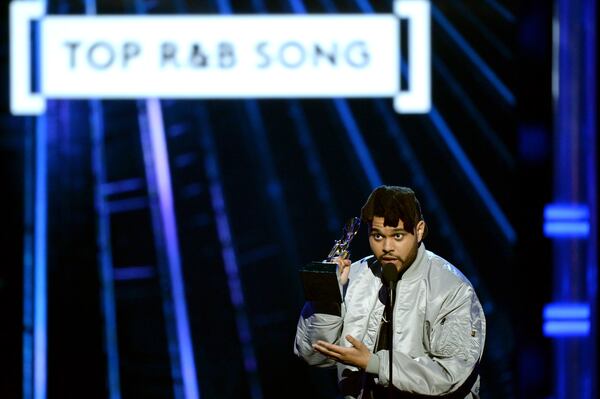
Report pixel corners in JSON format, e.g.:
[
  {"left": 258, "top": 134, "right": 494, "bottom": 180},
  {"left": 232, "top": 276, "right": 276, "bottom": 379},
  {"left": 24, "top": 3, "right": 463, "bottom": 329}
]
[{"left": 379, "top": 240, "right": 419, "bottom": 274}]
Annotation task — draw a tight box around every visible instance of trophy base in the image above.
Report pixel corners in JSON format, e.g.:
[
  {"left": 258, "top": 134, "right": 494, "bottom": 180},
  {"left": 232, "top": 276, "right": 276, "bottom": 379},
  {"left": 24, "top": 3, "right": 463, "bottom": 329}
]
[{"left": 299, "top": 261, "right": 342, "bottom": 303}]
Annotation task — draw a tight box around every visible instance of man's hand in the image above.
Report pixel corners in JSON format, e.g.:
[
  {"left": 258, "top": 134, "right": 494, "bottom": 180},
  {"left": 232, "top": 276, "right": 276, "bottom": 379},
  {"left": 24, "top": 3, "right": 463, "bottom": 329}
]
[
  {"left": 313, "top": 335, "right": 371, "bottom": 369},
  {"left": 333, "top": 257, "right": 352, "bottom": 285}
]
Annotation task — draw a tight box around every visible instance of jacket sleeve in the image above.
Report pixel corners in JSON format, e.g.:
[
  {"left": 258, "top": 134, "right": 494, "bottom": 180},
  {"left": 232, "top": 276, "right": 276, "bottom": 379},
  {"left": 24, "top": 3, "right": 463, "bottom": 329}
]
[
  {"left": 373, "top": 285, "right": 485, "bottom": 395},
  {"left": 293, "top": 301, "right": 345, "bottom": 367}
]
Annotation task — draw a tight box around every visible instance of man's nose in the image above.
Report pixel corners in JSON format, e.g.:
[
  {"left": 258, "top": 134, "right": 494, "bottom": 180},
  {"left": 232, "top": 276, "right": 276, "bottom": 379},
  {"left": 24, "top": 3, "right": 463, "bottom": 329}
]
[{"left": 383, "top": 239, "right": 394, "bottom": 252}]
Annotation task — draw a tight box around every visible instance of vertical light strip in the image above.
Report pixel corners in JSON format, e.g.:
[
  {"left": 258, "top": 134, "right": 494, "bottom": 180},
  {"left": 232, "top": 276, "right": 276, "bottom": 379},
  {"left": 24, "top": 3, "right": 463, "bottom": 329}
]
[
  {"left": 84, "top": 0, "right": 121, "bottom": 393},
  {"left": 210, "top": 4, "right": 282, "bottom": 398},
  {"left": 552, "top": 8, "right": 560, "bottom": 103},
  {"left": 145, "top": 98, "right": 199, "bottom": 399},
  {"left": 89, "top": 99, "right": 122, "bottom": 399},
  {"left": 23, "top": 119, "right": 35, "bottom": 399},
  {"left": 551, "top": 0, "right": 596, "bottom": 398},
  {"left": 132, "top": 4, "right": 196, "bottom": 398},
  {"left": 582, "top": 0, "right": 597, "bottom": 397},
  {"left": 17, "top": 3, "right": 48, "bottom": 397},
  {"left": 199, "top": 106, "right": 263, "bottom": 399},
  {"left": 138, "top": 105, "right": 184, "bottom": 399},
  {"left": 34, "top": 111, "right": 47, "bottom": 399}
]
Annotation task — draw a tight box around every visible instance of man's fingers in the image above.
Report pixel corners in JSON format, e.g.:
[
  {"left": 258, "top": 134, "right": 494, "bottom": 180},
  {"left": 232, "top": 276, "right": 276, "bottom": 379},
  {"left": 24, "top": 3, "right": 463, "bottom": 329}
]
[
  {"left": 337, "top": 259, "right": 351, "bottom": 285},
  {"left": 314, "top": 341, "right": 349, "bottom": 355},
  {"left": 346, "top": 335, "right": 357, "bottom": 345},
  {"left": 313, "top": 340, "right": 370, "bottom": 368},
  {"left": 315, "top": 340, "right": 341, "bottom": 352},
  {"left": 333, "top": 257, "right": 352, "bottom": 268},
  {"left": 339, "top": 267, "right": 350, "bottom": 285},
  {"left": 313, "top": 343, "right": 342, "bottom": 360},
  {"left": 346, "top": 335, "right": 363, "bottom": 348}
]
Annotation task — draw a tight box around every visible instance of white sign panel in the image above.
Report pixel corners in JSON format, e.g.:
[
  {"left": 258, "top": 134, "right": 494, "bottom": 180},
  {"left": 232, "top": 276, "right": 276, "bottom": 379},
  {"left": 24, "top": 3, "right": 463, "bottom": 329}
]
[
  {"left": 42, "top": 16, "right": 399, "bottom": 98},
  {"left": 10, "top": 0, "right": 431, "bottom": 115}
]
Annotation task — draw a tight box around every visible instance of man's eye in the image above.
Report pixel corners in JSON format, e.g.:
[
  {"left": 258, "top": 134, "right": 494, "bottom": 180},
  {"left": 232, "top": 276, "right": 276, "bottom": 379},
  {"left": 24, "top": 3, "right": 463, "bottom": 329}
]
[{"left": 394, "top": 234, "right": 404, "bottom": 239}]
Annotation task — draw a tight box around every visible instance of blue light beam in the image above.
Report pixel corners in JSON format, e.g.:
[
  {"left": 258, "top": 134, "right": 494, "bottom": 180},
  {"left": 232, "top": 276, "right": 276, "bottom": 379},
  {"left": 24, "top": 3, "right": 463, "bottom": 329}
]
[{"left": 431, "top": 5, "right": 515, "bottom": 105}]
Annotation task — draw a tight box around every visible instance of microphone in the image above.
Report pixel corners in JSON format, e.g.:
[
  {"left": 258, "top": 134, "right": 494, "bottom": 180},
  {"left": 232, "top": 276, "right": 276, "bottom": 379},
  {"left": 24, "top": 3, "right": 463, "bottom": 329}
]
[
  {"left": 381, "top": 262, "right": 398, "bottom": 397},
  {"left": 382, "top": 262, "right": 399, "bottom": 288}
]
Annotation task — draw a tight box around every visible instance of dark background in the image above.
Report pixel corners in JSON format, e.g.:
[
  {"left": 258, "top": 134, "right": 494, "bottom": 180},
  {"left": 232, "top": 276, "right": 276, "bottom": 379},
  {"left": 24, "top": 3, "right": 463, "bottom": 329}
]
[{"left": 0, "top": 0, "right": 556, "bottom": 398}]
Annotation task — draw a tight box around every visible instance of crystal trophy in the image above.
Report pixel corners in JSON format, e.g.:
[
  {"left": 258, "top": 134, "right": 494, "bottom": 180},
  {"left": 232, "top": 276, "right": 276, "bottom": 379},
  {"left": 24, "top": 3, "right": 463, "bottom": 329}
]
[{"left": 299, "top": 217, "right": 361, "bottom": 303}]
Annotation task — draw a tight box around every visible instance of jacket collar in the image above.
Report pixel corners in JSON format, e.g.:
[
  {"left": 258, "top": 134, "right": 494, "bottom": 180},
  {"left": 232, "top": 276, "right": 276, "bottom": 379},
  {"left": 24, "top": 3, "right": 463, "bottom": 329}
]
[{"left": 399, "top": 243, "right": 427, "bottom": 282}]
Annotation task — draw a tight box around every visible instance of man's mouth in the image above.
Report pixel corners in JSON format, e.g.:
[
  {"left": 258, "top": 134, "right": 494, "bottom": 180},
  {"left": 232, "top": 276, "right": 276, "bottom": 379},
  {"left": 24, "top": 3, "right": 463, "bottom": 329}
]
[{"left": 381, "top": 257, "right": 399, "bottom": 262}]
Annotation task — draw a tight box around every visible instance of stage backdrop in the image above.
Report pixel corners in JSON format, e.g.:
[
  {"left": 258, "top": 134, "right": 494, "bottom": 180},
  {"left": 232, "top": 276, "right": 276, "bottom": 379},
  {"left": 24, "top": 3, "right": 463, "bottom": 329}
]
[{"left": 0, "top": 1, "right": 544, "bottom": 398}]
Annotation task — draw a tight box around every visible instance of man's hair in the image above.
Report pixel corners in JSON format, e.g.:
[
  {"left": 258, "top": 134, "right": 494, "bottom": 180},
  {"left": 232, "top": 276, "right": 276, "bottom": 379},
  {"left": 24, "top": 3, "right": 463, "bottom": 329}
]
[{"left": 360, "top": 185, "right": 426, "bottom": 236}]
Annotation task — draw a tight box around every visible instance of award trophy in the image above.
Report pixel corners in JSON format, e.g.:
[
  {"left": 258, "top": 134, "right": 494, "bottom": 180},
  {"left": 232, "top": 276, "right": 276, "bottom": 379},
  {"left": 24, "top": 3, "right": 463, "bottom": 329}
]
[{"left": 299, "top": 217, "right": 361, "bottom": 303}]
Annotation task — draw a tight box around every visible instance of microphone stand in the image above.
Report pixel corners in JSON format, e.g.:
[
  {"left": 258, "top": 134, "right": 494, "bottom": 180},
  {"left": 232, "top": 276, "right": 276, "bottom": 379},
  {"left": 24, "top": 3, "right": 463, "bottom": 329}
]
[
  {"left": 381, "top": 262, "right": 398, "bottom": 399},
  {"left": 388, "top": 281, "right": 394, "bottom": 399}
]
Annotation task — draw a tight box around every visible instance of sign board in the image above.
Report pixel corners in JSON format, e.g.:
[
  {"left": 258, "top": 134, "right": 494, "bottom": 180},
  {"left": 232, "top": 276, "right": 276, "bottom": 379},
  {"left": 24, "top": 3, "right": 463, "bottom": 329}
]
[{"left": 10, "top": 0, "right": 431, "bottom": 115}]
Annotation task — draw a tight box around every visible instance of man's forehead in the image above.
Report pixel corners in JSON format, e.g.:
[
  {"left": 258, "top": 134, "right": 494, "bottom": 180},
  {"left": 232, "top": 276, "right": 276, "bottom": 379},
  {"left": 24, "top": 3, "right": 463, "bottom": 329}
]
[{"left": 369, "top": 216, "right": 405, "bottom": 229}]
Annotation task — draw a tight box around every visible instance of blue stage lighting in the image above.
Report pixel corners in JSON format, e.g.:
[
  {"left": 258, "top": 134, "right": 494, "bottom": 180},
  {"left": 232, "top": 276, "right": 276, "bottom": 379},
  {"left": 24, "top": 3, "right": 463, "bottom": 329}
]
[
  {"left": 543, "top": 321, "right": 591, "bottom": 336},
  {"left": 543, "top": 303, "right": 591, "bottom": 337},
  {"left": 543, "top": 303, "right": 591, "bottom": 319},
  {"left": 544, "top": 204, "right": 590, "bottom": 220},
  {"left": 543, "top": 204, "right": 590, "bottom": 238}
]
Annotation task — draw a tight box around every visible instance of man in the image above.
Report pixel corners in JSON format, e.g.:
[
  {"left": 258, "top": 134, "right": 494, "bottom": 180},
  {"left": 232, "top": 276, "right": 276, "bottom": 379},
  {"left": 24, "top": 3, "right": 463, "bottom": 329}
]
[{"left": 294, "top": 186, "right": 485, "bottom": 398}]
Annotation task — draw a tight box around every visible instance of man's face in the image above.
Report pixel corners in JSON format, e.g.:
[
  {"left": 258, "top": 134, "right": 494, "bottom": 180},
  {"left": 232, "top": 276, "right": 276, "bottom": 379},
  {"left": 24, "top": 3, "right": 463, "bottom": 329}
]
[{"left": 368, "top": 216, "right": 425, "bottom": 273}]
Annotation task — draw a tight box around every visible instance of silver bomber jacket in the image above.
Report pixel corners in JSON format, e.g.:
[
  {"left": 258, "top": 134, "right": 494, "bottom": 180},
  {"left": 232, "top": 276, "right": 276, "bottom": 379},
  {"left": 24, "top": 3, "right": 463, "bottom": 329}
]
[{"left": 294, "top": 244, "right": 486, "bottom": 398}]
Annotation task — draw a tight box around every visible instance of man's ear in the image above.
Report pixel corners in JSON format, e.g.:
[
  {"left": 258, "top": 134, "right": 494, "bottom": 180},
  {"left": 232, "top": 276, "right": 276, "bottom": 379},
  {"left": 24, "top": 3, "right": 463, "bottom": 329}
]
[{"left": 416, "top": 220, "right": 425, "bottom": 242}]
